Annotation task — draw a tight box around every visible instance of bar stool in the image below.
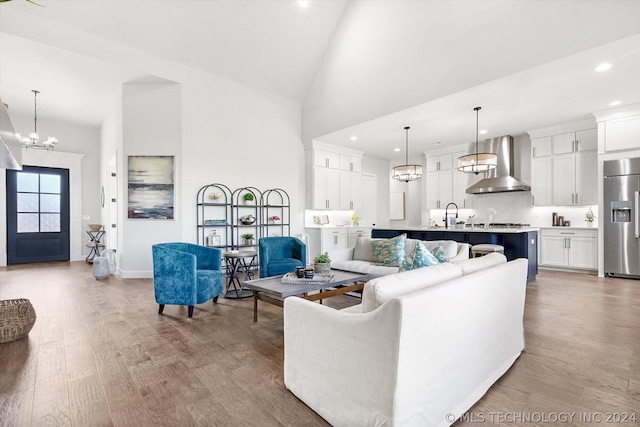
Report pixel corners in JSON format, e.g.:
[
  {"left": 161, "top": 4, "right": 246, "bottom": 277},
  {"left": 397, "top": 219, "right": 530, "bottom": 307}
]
[{"left": 471, "top": 244, "right": 504, "bottom": 258}]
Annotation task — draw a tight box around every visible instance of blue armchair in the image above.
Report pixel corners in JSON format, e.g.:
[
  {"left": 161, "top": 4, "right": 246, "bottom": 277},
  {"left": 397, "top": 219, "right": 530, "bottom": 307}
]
[
  {"left": 259, "top": 237, "right": 307, "bottom": 278},
  {"left": 152, "top": 242, "right": 224, "bottom": 318}
]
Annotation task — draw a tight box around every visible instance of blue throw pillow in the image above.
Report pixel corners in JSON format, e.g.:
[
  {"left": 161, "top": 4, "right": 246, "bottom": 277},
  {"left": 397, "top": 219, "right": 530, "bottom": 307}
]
[
  {"left": 371, "top": 234, "right": 406, "bottom": 267},
  {"left": 431, "top": 245, "right": 448, "bottom": 263},
  {"left": 400, "top": 242, "right": 440, "bottom": 271}
]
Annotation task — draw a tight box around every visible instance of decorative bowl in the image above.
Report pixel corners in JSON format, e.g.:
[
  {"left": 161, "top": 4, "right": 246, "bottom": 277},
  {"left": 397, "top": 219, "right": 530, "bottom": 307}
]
[
  {"left": 87, "top": 224, "right": 103, "bottom": 231},
  {"left": 240, "top": 215, "right": 256, "bottom": 225}
]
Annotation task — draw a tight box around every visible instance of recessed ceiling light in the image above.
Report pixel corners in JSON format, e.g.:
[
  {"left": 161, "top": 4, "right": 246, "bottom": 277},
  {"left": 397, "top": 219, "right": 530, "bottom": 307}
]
[
  {"left": 609, "top": 100, "right": 622, "bottom": 106},
  {"left": 595, "top": 63, "right": 612, "bottom": 72},
  {"left": 297, "top": 0, "right": 309, "bottom": 7},
  {"left": 429, "top": 141, "right": 442, "bottom": 145},
  {"left": 350, "top": 136, "right": 357, "bottom": 141},
  {"left": 394, "top": 148, "right": 401, "bottom": 152},
  {"left": 479, "top": 129, "right": 488, "bottom": 135}
]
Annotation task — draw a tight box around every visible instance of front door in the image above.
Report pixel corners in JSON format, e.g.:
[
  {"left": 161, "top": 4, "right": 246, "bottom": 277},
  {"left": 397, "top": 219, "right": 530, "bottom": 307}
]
[{"left": 6, "top": 166, "right": 70, "bottom": 264}]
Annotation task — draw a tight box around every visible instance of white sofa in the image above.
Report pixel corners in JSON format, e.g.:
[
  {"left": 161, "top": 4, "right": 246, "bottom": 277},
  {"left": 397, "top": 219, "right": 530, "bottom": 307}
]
[
  {"left": 284, "top": 255, "right": 527, "bottom": 427},
  {"left": 329, "top": 237, "right": 470, "bottom": 277}
]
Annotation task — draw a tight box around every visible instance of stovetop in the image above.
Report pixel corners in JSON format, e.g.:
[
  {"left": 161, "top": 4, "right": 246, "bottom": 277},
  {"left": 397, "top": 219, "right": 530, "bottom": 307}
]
[{"left": 473, "top": 223, "right": 531, "bottom": 229}]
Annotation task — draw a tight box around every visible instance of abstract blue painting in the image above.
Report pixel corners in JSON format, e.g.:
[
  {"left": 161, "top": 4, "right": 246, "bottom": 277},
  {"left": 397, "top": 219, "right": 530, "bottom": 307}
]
[{"left": 127, "top": 156, "right": 174, "bottom": 219}]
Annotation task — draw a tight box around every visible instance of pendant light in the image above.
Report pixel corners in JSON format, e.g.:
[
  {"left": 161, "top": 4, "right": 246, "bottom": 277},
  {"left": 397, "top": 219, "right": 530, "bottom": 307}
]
[
  {"left": 16, "top": 90, "right": 58, "bottom": 150},
  {"left": 457, "top": 107, "right": 497, "bottom": 174},
  {"left": 392, "top": 126, "right": 423, "bottom": 182}
]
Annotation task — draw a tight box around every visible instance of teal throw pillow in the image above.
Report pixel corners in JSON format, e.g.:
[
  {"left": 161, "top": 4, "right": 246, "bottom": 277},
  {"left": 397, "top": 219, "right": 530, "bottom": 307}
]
[
  {"left": 399, "top": 242, "right": 440, "bottom": 272},
  {"left": 371, "top": 234, "right": 406, "bottom": 267},
  {"left": 431, "top": 245, "right": 448, "bottom": 263}
]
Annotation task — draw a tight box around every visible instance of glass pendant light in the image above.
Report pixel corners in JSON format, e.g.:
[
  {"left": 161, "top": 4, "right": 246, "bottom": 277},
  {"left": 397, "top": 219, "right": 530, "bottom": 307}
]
[
  {"left": 392, "top": 126, "right": 423, "bottom": 182},
  {"left": 457, "top": 107, "right": 497, "bottom": 174}
]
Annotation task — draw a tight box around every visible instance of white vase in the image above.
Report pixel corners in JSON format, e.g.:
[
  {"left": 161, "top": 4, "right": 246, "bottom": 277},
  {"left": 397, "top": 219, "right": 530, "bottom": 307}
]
[{"left": 586, "top": 221, "right": 594, "bottom": 227}]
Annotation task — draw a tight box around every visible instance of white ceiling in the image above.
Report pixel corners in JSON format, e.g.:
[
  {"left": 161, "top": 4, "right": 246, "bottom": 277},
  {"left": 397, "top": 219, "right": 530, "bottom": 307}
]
[{"left": 1, "top": 0, "right": 640, "bottom": 161}]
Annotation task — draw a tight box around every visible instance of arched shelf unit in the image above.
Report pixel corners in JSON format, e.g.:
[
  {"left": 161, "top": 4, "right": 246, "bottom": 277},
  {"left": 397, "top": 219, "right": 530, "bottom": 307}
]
[
  {"left": 262, "top": 188, "right": 291, "bottom": 238},
  {"left": 196, "top": 183, "right": 233, "bottom": 250},
  {"left": 231, "top": 186, "right": 263, "bottom": 249}
]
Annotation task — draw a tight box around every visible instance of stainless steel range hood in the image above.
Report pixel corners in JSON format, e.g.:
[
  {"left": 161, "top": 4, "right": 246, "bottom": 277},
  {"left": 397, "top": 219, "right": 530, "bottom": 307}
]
[{"left": 465, "top": 135, "right": 530, "bottom": 194}]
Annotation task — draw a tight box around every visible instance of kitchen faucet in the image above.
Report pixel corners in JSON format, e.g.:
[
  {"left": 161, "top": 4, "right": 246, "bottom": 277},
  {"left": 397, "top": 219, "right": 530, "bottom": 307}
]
[{"left": 444, "top": 202, "right": 458, "bottom": 229}]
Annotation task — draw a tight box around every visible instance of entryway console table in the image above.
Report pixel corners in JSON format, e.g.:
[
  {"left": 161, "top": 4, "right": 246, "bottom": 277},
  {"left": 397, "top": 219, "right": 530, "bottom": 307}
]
[{"left": 85, "top": 230, "right": 106, "bottom": 263}]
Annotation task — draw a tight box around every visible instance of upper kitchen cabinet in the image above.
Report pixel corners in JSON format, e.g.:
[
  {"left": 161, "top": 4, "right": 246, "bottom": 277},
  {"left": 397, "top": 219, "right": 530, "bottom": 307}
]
[
  {"left": 552, "top": 129, "right": 597, "bottom": 154},
  {"left": 426, "top": 153, "right": 453, "bottom": 209},
  {"left": 339, "top": 154, "right": 362, "bottom": 173},
  {"left": 426, "top": 153, "right": 452, "bottom": 172},
  {"left": 595, "top": 110, "right": 640, "bottom": 153},
  {"left": 532, "top": 136, "right": 552, "bottom": 158},
  {"left": 306, "top": 141, "right": 364, "bottom": 210},
  {"left": 313, "top": 149, "right": 340, "bottom": 169},
  {"left": 528, "top": 121, "right": 597, "bottom": 206}
]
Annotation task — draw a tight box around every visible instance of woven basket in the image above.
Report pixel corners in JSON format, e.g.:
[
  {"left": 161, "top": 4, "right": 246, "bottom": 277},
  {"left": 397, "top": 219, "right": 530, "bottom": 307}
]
[{"left": 0, "top": 299, "right": 37, "bottom": 344}]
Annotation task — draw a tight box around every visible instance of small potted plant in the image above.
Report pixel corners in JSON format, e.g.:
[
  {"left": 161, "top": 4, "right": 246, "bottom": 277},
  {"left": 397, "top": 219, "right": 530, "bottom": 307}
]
[
  {"left": 351, "top": 212, "right": 360, "bottom": 226},
  {"left": 313, "top": 252, "right": 331, "bottom": 274},
  {"left": 585, "top": 207, "right": 596, "bottom": 226},
  {"left": 455, "top": 220, "right": 465, "bottom": 229},
  {"left": 269, "top": 215, "right": 280, "bottom": 224},
  {"left": 243, "top": 193, "right": 255, "bottom": 205},
  {"left": 241, "top": 233, "right": 255, "bottom": 245}
]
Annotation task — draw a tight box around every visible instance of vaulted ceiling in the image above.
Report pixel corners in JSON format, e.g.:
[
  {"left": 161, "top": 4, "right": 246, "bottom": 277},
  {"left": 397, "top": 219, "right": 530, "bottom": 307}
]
[{"left": 1, "top": 0, "right": 640, "bottom": 161}]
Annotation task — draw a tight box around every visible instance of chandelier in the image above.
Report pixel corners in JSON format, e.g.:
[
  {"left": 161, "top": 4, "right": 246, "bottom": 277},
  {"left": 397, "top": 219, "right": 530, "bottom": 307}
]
[
  {"left": 457, "top": 106, "right": 497, "bottom": 174},
  {"left": 392, "top": 126, "right": 423, "bottom": 182},
  {"left": 16, "top": 90, "right": 58, "bottom": 150}
]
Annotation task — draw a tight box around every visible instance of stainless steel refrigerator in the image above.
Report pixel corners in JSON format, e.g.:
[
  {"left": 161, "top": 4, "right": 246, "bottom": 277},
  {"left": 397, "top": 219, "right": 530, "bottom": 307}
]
[{"left": 604, "top": 158, "right": 640, "bottom": 278}]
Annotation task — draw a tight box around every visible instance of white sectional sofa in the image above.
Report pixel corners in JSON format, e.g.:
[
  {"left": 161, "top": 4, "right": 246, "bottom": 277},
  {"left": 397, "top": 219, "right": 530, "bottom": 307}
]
[
  {"left": 329, "top": 236, "right": 470, "bottom": 276},
  {"left": 284, "top": 254, "right": 526, "bottom": 427}
]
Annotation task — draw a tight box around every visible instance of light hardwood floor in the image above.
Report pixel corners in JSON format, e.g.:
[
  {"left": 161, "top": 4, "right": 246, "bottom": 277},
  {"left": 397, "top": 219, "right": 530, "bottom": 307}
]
[{"left": 0, "top": 262, "right": 638, "bottom": 426}]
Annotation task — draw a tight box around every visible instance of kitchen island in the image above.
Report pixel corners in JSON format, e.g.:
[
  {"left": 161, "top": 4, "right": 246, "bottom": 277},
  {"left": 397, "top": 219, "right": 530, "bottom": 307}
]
[{"left": 371, "top": 227, "right": 538, "bottom": 283}]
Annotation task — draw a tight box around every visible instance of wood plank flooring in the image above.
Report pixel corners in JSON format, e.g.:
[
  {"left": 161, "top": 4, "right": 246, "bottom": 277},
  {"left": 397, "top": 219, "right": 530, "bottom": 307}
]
[{"left": 0, "top": 262, "right": 638, "bottom": 426}]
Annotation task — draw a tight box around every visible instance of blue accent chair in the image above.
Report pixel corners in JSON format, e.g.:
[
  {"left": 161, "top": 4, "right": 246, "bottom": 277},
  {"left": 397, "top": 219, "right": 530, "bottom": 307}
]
[
  {"left": 152, "top": 242, "right": 224, "bottom": 318},
  {"left": 259, "top": 237, "right": 307, "bottom": 278}
]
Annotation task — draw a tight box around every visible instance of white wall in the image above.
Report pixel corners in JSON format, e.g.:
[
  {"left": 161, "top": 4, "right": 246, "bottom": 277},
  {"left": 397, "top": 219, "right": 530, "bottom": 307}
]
[
  {"left": 121, "top": 81, "right": 183, "bottom": 277},
  {"left": 117, "top": 74, "right": 304, "bottom": 278}
]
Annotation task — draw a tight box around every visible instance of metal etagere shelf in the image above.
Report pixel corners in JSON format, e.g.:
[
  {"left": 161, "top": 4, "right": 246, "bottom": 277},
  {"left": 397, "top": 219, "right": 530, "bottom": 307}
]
[
  {"left": 262, "top": 188, "right": 291, "bottom": 238},
  {"left": 196, "top": 184, "right": 291, "bottom": 251},
  {"left": 196, "top": 183, "right": 233, "bottom": 251}
]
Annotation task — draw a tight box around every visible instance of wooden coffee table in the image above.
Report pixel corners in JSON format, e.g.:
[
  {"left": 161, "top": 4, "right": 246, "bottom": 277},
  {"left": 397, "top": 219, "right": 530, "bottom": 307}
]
[{"left": 242, "top": 269, "right": 371, "bottom": 322}]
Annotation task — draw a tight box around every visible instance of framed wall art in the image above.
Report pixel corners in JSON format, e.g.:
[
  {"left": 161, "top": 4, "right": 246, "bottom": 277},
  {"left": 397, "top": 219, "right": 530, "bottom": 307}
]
[{"left": 127, "top": 155, "right": 174, "bottom": 219}]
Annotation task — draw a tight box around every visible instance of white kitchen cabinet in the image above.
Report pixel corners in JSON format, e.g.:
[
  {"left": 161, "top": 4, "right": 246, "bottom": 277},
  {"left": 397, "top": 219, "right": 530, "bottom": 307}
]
[
  {"left": 532, "top": 136, "right": 552, "bottom": 158},
  {"left": 314, "top": 149, "right": 340, "bottom": 169},
  {"left": 531, "top": 156, "right": 552, "bottom": 206},
  {"left": 552, "top": 150, "right": 597, "bottom": 206},
  {"left": 339, "top": 154, "right": 362, "bottom": 173},
  {"left": 552, "top": 129, "right": 597, "bottom": 155},
  {"left": 540, "top": 228, "right": 597, "bottom": 270},
  {"left": 603, "top": 114, "right": 640, "bottom": 152},
  {"left": 426, "top": 154, "right": 453, "bottom": 209},
  {"left": 426, "top": 169, "right": 453, "bottom": 209},
  {"left": 339, "top": 171, "right": 362, "bottom": 210},
  {"left": 322, "top": 228, "right": 349, "bottom": 253},
  {"left": 530, "top": 127, "right": 597, "bottom": 206},
  {"left": 348, "top": 227, "right": 371, "bottom": 246},
  {"left": 306, "top": 227, "right": 371, "bottom": 259},
  {"left": 426, "top": 154, "right": 452, "bottom": 172},
  {"left": 307, "top": 142, "right": 364, "bottom": 210},
  {"left": 312, "top": 167, "right": 340, "bottom": 209}
]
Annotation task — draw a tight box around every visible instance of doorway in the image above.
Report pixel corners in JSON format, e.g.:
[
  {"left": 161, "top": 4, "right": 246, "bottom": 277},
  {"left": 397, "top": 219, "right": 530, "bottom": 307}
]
[{"left": 6, "top": 166, "right": 70, "bottom": 264}]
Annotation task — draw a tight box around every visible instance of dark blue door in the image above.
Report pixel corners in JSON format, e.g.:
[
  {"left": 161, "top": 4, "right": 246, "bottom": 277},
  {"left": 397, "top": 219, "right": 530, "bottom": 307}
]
[{"left": 6, "top": 166, "right": 70, "bottom": 264}]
